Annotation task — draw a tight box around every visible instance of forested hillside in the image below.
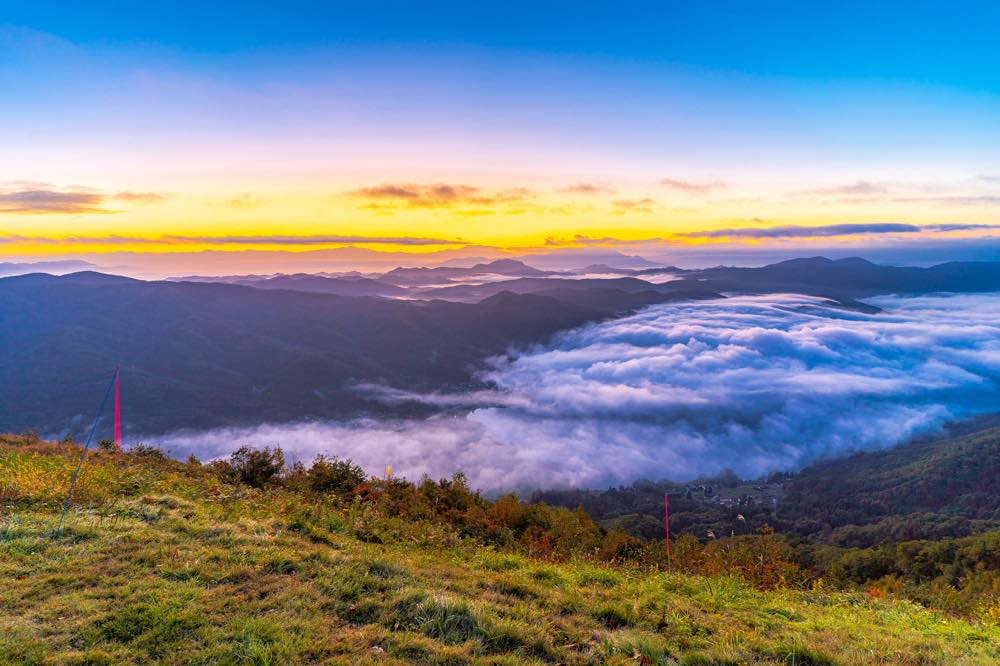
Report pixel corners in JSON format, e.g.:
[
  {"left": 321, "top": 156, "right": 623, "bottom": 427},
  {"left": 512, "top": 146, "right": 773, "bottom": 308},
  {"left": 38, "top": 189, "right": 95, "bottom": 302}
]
[
  {"left": 781, "top": 424, "right": 1000, "bottom": 546},
  {"left": 538, "top": 424, "right": 1000, "bottom": 549}
]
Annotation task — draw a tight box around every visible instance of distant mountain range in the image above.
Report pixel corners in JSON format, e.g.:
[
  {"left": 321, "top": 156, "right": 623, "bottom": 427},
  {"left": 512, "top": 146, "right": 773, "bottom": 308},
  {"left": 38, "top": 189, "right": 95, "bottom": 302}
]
[
  {"left": 170, "top": 256, "right": 1000, "bottom": 304},
  {"left": 4, "top": 256, "right": 1000, "bottom": 435},
  {"left": 0, "top": 259, "right": 95, "bottom": 277},
  {"left": 694, "top": 256, "right": 1000, "bottom": 298},
  {"left": 172, "top": 259, "right": 559, "bottom": 296}
]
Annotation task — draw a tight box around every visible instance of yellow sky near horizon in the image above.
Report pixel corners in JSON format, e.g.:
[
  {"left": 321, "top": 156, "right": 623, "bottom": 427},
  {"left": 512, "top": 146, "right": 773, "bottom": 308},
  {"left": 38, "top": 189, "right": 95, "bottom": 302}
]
[{"left": 3, "top": 175, "right": 1000, "bottom": 261}]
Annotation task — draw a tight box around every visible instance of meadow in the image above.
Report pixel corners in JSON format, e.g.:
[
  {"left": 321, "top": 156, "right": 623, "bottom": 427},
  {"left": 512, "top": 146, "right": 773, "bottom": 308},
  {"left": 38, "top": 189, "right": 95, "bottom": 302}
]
[{"left": 3, "top": 437, "right": 1000, "bottom": 665}]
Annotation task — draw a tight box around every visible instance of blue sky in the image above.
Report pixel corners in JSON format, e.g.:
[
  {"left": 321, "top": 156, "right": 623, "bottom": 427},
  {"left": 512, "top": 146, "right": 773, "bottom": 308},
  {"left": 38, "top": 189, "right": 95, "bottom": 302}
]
[
  {"left": 8, "top": 1, "right": 1000, "bottom": 88},
  {"left": 2, "top": 2, "right": 1000, "bottom": 273}
]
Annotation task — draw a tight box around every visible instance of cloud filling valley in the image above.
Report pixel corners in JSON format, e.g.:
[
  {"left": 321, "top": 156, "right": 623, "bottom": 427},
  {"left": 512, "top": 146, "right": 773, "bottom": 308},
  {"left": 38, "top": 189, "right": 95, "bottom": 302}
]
[{"left": 152, "top": 293, "right": 1000, "bottom": 491}]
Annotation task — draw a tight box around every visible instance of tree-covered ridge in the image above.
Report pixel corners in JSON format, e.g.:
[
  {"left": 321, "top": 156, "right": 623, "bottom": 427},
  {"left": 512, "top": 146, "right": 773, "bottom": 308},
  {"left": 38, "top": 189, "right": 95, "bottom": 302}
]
[{"left": 781, "top": 425, "right": 1000, "bottom": 546}]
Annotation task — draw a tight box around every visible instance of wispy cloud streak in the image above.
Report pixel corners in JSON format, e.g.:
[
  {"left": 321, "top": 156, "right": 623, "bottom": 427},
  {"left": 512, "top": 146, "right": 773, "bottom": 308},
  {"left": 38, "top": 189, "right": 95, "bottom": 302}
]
[
  {"left": 0, "top": 189, "right": 108, "bottom": 214},
  {"left": 0, "top": 233, "right": 464, "bottom": 246},
  {"left": 798, "top": 181, "right": 887, "bottom": 197},
  {"left": 659, "top": 178, "right": 726, "bottom": 194},
  {"left": 0, "top": 185, "right": 166, "bottom": 214},
  {"left": 682, "top": 222, "right": 1000, "bottom": 239},
  {"left": 560, "top": 183, "right": 616, "bottom": 195},
  {"left": 349, "top": 182, "right": 532, "bottom": 209}
]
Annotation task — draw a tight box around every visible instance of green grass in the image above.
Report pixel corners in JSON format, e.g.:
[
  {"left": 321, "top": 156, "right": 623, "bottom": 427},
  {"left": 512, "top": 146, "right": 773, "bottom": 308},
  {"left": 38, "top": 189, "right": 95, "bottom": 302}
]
[{"left": 3, "top": 445, "right": 1000, "bottom": 664}]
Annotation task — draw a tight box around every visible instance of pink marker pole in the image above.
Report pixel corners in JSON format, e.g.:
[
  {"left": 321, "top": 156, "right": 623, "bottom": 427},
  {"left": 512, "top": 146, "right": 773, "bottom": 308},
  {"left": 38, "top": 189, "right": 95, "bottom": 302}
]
[{"left": 114, "top": 367, "right": 121, "bottom": 452}]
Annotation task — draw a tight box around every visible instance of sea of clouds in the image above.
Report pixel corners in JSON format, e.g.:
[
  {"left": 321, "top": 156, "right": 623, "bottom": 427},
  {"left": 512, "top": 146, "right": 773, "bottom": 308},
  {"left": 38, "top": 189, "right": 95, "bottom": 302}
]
[{"left": 153, "top": 293, "right": 1000, "bottom": 491}]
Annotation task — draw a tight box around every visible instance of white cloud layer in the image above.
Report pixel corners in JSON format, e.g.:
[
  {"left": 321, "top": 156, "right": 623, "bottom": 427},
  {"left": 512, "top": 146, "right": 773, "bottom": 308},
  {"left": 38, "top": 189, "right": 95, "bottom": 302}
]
[{"left": 151, "top": 294, "right": 1000, "bottom": 491}]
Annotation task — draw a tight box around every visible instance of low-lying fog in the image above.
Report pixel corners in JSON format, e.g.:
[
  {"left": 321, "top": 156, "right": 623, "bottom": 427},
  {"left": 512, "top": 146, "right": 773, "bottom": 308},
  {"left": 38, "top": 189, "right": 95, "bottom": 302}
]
[{"left": 150, "top": 293, "right": 1000, "bottom": 492}]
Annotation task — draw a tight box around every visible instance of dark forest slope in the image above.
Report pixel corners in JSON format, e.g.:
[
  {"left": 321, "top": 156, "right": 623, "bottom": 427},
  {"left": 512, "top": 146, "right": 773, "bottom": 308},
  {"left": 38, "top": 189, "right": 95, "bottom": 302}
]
[{"left": 0, "top": 273, "right": 714, "bottom": 434}]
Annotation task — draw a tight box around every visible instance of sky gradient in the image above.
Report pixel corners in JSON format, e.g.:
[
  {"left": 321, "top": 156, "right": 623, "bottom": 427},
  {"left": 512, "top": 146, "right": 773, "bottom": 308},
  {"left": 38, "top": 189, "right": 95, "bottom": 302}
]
[{"left": 3, "top": 2, "right": 1000, "bottom": 274}]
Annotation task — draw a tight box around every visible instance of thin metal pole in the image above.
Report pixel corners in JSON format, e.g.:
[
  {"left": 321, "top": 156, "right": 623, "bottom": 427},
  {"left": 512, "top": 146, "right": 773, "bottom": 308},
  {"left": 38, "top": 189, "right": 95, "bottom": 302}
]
[{"left": 53, "top": 370, "right": 117, "bottom": 538}]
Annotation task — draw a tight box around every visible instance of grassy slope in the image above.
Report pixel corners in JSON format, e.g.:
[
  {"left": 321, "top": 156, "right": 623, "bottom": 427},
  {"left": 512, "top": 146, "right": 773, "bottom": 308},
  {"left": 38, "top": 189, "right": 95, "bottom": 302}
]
[{"left": 3, "top": 445, "right": 1000, "bottom": 665}]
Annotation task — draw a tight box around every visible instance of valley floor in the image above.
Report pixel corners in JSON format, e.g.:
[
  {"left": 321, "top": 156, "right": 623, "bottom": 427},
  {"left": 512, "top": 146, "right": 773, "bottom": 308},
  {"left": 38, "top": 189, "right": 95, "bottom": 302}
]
[{"left": 3, "top": 443, "right": 1000, "bottom": 665}]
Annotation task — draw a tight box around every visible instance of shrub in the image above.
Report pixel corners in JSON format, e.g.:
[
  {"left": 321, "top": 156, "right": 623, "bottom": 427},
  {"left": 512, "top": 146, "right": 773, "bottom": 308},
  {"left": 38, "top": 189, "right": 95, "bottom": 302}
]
[
  {"left": 600, "top": 529, "right": 645, "bottom": 561},
  {"left": 417, "top": 472, "right": 484, "bottom": 522},
  {"left": 0, "top": 432, "right": 42, "bottom": 447},
  {"left": 306, "top": 455, "right": 367, "bottom": 494},
  {"left": 128, "top": 444, "right": 167, "bottom": 460},
  {"left": 225, "top": 446, "right": 285, "bottom": 488}
]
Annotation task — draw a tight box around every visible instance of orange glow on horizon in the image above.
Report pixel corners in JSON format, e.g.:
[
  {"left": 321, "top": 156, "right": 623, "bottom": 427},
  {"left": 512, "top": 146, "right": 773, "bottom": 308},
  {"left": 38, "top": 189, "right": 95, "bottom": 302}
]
[{"left": 4, "top": 179, "right": 999, "bottom": 264}]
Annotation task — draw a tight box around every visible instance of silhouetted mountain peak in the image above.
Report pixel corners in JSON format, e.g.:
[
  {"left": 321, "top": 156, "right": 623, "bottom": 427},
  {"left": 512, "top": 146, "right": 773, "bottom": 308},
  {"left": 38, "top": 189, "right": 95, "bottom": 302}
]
[
  {"left": 768, "top": 256, "right": 836, "bottom": 269},
  {"left": 768, "top": 256, "right": 879, "bottom": 270},
  {"left": 472, "top": 259, "right": 531, "bottom": 271}
]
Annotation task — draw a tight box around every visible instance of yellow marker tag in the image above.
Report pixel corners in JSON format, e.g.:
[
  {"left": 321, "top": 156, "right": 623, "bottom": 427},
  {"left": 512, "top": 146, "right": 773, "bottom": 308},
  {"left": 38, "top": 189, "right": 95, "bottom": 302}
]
[{"left": 386, "top": 465, "right": 391, "bottom": 480}]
